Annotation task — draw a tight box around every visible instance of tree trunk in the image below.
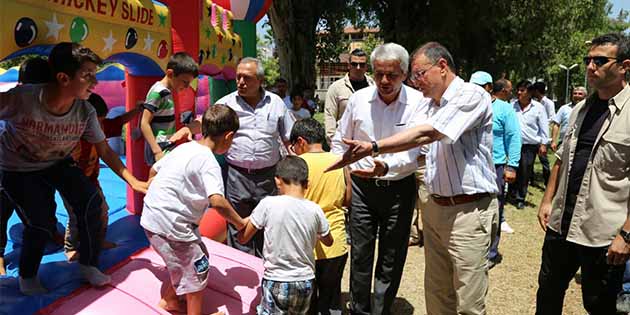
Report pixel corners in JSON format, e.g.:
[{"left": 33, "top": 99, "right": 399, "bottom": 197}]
[{"left": 268, "top": 0, "right": 320, "bottom": 91}]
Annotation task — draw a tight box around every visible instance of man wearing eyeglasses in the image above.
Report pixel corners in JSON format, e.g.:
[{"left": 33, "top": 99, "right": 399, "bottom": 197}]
[
  {"left": 536, "top": 33, "right": 630, "bottom": 314},
  {"left": 327, "top": 41, "right": 498, "bottom": 315},
  {"left": 324, "top": 49, "right": 375, "bottom": 143},
  {"left": 331, "top": 43, "right": 429, "bottom": 315}
]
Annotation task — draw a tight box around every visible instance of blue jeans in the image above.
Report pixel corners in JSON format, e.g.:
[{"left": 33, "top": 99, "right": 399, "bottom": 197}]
[
  {"left": 489, "top": 164, "right": 505, "bottom": 261},
  {"left": 0, "top": 158, "right": 103, "bottom": 278}
]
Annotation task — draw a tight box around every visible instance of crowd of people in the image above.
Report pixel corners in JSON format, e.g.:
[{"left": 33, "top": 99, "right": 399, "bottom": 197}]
[{"left": 0, "top": 31, "right": 629, "bottom": 315}]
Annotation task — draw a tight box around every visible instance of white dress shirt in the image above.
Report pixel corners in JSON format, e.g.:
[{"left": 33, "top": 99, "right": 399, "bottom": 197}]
[
  {"left": 512, "top": 99, "right": 549, "bottom": 145},
  {"left": 540, "top": 96, "right": 556, "bottom": 125},
  {"left": 217, "top": 90, "right": 296, "bottom": 170},
  {"left": 425, "top": 77, "right": 498, "bottom": 196},
  {"left": 331, "top": 85, "right": 430, "bottom": 181}
]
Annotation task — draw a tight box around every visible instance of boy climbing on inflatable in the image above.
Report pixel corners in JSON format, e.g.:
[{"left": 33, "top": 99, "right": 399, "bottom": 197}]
[
  {"left": 141, "top": 105, "right": 247, "bottom": 315},
  {"left": 0, "top": 42, "right": 147, "bottom": 295},
  {"left": 139, "top": 52, "right": 200, "bottom": 165}
]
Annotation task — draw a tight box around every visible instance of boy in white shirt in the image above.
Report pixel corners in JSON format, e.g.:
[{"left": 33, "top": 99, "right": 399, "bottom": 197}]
[
  {"left": 238, "top": 156, "right": 333, "bottom": 315},
  {"left": 141, "top": 105, "right": 247, "bottom": 315},
  {"left": 289, "top": 90, "right": 312, "bottom": 121}
]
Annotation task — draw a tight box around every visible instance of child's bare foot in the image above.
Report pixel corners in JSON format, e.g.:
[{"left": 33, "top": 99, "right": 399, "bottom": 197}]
[
  {"left": 101, "top": 240, "right": 117, "bottom": 249},
  {"left": 0, "top": 257, "right": 6, "bottom": 275},
  {"left": 158, "top": 298, "right": 186, "bottom": 313},
  {"left": 65, "top": 250, "right": 79, "bottom": 262}
]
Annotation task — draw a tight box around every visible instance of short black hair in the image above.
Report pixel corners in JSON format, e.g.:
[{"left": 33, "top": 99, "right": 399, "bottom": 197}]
[
  {"left": 350, "top": 48, "right": 367, "bottom": 58},
  {"left": 516, "top": 80, "right": 533, "bottom": 90},
  {"left": 201, "top": 104, "right": 239, "bottom": 138},
  {"left": 492, "top": 79, "right": 510, "bottom": 94},
  {"left": 275, "top": 156, "right": 309, "bottom": 188},
  {"left": 275, "top": 78, "right": 287, "bottom": 85},
  {"left": 591, "top": 33, "right": 630, "bottom": 61},
  {"left": 49, "top": 42, "right": 102, "bottom": 78},
  {"left": 290, "top": 118, "right": 325, "bottom": 145},
  {"left": 19, "top": 57, "right": 51, "bottom": 84},
  {"left": 167, "top": 52, "right": 199, "bottom": 77},
  {"left": 411, "top": 41, "right": 456, "bottom": 73},
  {"left": 88, "top": 93, "right": 109, "bottom": 117},
  {"left": 532, "top": 81, "right": 546, "bottom": 94},
  {"left": 290, "top": 88, "right": 303, "bottom": 101}
]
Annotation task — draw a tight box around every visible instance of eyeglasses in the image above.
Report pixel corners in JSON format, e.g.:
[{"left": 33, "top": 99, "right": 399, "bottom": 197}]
[
  {"left": 410, "top": 64, "right": 437, "bottom": 82},
  {"left": 583, "top": 56, "right": 619, "bottom": 67},
  {"left": 350, "top": 62, "right": 367, "bottom": 68}
]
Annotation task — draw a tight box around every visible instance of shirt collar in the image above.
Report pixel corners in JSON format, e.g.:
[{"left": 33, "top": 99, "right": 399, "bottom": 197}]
[
  {"left": 434, "top": 76, "right": 464, "bottom": 107},
  {"left": 235, "top": 88, "right": 271, "bottom": 107},
  {"left": 369, "top": 84, "right": 410, "bottom": 106},
  {"left": 610, "top": 84, "right": 630, "bottom": 111}
]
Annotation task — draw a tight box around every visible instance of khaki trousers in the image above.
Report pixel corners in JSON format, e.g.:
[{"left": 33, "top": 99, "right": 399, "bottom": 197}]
[
  {"left": 423, "top": 195, "right": 498, "bottom": 315},
  {"left": 410, "top": 158, "right": 429, "bottom": 242}
]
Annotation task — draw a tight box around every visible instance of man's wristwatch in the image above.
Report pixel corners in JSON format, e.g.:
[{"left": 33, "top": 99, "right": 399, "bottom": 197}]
[
  {"left": 371, "top": 141, "right": 380, "bottom": 157},
  {"left": 620, "top": 229, "right": 630, "bottom": 244}
]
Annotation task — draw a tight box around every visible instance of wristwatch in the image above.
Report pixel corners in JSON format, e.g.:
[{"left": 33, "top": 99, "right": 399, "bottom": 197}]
[
  {"left": 620, "top": 229, "right": 630, "bottom": 244},
  {"left": 371, "top": 141, "right": 380, "bottom": 157}
]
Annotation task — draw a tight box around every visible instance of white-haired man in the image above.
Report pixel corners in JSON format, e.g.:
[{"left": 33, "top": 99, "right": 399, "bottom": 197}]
[
  {"left": 328, "top": 41, "right": 499, "bottom": 314},
  {"left": 331, "top": 43, "right": 429, "bottom": 314}
]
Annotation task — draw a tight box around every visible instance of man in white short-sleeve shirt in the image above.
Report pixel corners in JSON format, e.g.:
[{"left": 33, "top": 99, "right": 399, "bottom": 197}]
[{"left": 327, "top": 41, "right": 499, "bottom": 315}]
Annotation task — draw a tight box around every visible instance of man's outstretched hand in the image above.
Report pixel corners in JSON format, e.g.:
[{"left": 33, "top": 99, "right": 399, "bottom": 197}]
[{"left": 325, "top": 138, "right": 373, "bottom": 172}]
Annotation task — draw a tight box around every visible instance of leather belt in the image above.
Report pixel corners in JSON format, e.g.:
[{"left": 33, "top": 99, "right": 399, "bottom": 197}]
[
  {"left": 228, "top": 163, "right": 275, "bottom": 175},
  {"left": 431, "top": 193, "right": 492, "bottom": 207}
]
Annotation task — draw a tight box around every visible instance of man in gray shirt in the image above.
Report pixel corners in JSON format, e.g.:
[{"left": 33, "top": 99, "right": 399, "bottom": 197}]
[{"left": 216, "top": 57, "right": 295, "bottom": 257}]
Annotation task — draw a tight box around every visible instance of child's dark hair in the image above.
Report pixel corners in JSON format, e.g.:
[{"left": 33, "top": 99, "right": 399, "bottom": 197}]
[
  {"left": 202, "top": 104, "right": 239, "bottom": 138},
  {"left": 49, "top": 42, "right": 102, "bottom": 78},
  {"left": 290, "top": 88, "right": 303, "bottom": 101},
  {"left": 19, "top": 57, "right": 51, "bottom": 84},
  {"left": 290, "top": 118, "right": 325, "bottom": 145},
  {"left": 88, "top": 93, "right": 109, "bottom": 117},
  {"left": 167, "top": 52, "right": 199, "bottom": 77},
  {"left": 275, "top": 156, "right": 309, "bottom": 188}
]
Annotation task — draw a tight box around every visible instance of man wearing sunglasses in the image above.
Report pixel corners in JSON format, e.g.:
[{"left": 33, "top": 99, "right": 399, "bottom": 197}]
[
  {"left": 536, "top": 33, "right": 630, "bottom": 314},
  {"left": 324, "top": 49, "right": 375, "bottom": 143}
]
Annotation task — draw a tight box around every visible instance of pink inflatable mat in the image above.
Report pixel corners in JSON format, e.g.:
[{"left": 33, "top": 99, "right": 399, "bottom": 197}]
[{"left": 39, "top": 238, "right": 264, "bottom": 315}]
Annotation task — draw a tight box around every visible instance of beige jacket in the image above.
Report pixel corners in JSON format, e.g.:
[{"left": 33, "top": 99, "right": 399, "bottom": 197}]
[
  {"left": 549, "top": 85, "right": 630, "bottom": 247},
  {"left": 324, "top": 74, "right": 375, "bottom": 141}
]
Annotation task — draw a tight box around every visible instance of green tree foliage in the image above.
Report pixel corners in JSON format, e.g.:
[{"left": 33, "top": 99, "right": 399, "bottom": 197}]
[{"left": 257, "top": 28, "right": 280, "bottom": 87}]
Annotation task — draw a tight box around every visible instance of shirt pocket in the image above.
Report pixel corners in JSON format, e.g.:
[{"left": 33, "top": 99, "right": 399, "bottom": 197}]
[
  {"left": 263, "top": 113, "right": 279, "bottom": 135},
  {"left": 593, "top": 132, "right": 630, "bottom": 178}
]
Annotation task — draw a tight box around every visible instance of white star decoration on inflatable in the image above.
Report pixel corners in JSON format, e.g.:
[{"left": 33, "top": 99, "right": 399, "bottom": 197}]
[
  {"left": 143, "top": 32, "right": 154, "bottom": 51},
  {"left": 44, "top": 13, "right": 64, "bottom": 40},
  {"left": 102, "top": 30, "right": 117, "bottom": 52}
]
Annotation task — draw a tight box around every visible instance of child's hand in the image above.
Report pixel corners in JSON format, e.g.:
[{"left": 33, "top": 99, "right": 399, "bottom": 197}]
[
  {"left": 237, "top": 217, "right": 250, "bottom": 231},
  {"left": 130, "top": 179, "right": 149, "bottom": 194},
  {"left": 154, "top": 151, "right": 165, "bottom": 161},
  {"left": 169, "top": 127, "right": 193, "bottom": 143}
]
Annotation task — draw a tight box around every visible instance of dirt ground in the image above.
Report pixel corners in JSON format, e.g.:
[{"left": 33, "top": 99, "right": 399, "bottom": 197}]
[{"left": 337, "top": 182, "right": 585, "bottom": 315}]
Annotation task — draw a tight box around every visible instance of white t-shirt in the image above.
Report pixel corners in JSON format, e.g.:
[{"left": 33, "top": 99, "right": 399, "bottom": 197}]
[
  {"left": 141, "top": 141, "right": 224, "bottom": 242},
  {"left": 289, "top": 108, "right": 311, "bottom": 120},
  {"left": 250, "top": 195, "right": 330, "bottom": 281}
]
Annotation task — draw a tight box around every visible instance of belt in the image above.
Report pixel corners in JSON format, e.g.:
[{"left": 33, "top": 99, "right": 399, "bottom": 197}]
[
  {"left": 352, "top": 174, "right": 413, "bottom": 188},
  {"left": 430, "top": 193, "right": 492, "bottom": 207},
  {"left": 228, "top": 163, "right": 275, "bottom": 175}
]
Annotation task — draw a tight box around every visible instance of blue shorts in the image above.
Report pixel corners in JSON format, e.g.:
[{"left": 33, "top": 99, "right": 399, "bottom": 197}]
[{"left": 258, "top": 279, "right": 314, "bottom": 315}]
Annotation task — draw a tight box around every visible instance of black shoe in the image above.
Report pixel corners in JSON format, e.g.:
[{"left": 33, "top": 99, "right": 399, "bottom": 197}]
[
  {"left": 488, "top": 253, "right": 503, "bottom": 270},
  {"left": 517, "top": 201, "right": 525, "bottom": 209}
]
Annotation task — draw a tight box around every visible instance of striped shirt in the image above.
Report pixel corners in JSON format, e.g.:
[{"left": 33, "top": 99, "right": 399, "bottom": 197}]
[
  {"left": 217, "top": 89, "right": 295, "bottom": 170},
  {"left": 331, "top": 85, "right": 430, "bottom": 181},
  {"left": 425, "top": 77, "right": 498, "bottom": 196},
  {"left": 512, "top": 99, "right": 549, "bottom": 145}
]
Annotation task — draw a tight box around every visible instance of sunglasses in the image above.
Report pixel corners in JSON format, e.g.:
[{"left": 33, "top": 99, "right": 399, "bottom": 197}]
[
  {"left": 350, "top": 62, "right": 367, "bottom": 68},
  {"left": 583, "top": 56, "right": 620, "bottom": 67}
]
